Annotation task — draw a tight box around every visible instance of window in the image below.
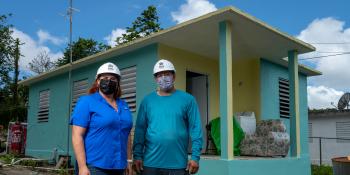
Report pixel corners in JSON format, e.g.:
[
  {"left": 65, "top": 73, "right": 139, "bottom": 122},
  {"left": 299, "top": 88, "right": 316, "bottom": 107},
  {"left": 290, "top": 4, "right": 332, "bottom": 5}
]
[
  {"left": 336, "top": 121, "right": 350, "bottom": 143},
  {"left": 38, "top": 89, "right": 50, "bottom": 123},
  {"left": 120, "top": 66, "right": 136, "bottom": 112},
  {"left": 308, "top": 122, "right": 313, "bottom": 143},
  {"left": 71, "top": 79, "right": 89, "bottom": 111},
  {"left": 279, "top": 78, "right": 290, "bottom": 118}
]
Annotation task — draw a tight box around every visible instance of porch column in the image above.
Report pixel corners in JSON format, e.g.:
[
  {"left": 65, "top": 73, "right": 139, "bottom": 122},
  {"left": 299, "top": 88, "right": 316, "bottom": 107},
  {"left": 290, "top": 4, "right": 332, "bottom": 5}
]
[
  {"left": 219, "top": 21, "right": 233, "bottom": 160},
  {"left": 288, "top": 50, "right": 301, "bottom": 157}
]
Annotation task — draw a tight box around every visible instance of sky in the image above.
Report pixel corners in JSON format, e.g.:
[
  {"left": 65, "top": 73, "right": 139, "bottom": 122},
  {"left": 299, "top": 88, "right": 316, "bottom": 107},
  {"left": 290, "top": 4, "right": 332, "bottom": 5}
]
[{"left": 1, "top": 0, "right": 350, "bottom": 109}]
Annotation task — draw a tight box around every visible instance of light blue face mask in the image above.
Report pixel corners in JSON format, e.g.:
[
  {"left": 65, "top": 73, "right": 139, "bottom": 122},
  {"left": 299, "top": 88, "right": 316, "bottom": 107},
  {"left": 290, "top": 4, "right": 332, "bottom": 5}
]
[{"left": 156, "top": 75, "right": 174, "bottom": 91}]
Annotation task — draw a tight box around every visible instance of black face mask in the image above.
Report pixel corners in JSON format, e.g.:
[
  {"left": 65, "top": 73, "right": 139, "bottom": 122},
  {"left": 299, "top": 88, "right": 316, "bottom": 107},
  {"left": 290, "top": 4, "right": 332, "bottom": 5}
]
[{"left": 99, "top": 79, "right": 117, "bottom": 95}]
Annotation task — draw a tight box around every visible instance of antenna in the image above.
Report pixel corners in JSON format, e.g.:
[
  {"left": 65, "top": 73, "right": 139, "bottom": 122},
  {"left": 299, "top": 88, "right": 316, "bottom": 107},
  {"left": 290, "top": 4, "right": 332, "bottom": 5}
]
[
  {"left": 331, "top": 102, "right": 337, "bottom": 109},
  {"left": 67, "top": 1, "right": 79, "bottom": 64},
  {"left": 60, "top": 0, "right": 79, "bottom": 61},
  {"left": 337, "top": 92, "right": 350, "bottom": 110},
  {"left": 68, "top": 0, "right": 73, "bottom": 64}
]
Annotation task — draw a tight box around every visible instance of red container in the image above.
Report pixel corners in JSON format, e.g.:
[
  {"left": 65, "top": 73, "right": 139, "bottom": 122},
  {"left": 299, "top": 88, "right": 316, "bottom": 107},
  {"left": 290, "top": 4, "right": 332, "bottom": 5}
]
[{"left": 10, "top": 123, "right": 23, "bottom": 154}]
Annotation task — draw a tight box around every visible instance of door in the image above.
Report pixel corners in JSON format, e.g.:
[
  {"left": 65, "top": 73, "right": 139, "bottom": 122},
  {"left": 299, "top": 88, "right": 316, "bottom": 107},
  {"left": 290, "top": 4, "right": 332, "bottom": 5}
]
[{"left": 186, "top": 71, "right": 208, "bottom": 153}]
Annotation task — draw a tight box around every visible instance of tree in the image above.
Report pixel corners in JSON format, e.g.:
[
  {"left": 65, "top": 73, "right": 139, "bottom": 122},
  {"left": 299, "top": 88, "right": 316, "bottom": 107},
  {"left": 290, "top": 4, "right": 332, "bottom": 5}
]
[
  {"left": 116, "top": 5, "right": 162, "bottom": 45},
  {"left": 12, "top": 39, "right": 20, "bottom": 117},
  {"left": 0, "top": 14, "right": 28, "bottom": 126},
  {"left": 0, "top": 14, "right": 15, "bottom": 88},
  {"left": 55, "top": 37, "right": 110, "bottom": 67},
  {"left": 29, "top": 50, "right": 54, "bottom": 74}
]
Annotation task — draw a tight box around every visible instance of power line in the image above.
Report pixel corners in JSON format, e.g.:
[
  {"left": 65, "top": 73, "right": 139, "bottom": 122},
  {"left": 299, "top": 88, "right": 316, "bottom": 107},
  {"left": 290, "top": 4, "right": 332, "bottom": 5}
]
[
  {"left": 310, "top": 42, "right": 350, "bottom": 45},
  {"left": 316, "top": 51, "right": 350, "bottom": 54},
  {"left": 300, "top": 52, "right": 350, "bottom": 60}
]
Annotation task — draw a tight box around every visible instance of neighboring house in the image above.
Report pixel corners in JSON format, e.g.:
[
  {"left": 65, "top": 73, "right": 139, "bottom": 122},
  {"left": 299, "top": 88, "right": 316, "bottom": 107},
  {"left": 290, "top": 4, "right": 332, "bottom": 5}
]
[
  {"left": 309, "top": 109, "right": 350, "bottom": 165},
  {"left": 19, "top": 6, "right": 321, "bottom": 175}
]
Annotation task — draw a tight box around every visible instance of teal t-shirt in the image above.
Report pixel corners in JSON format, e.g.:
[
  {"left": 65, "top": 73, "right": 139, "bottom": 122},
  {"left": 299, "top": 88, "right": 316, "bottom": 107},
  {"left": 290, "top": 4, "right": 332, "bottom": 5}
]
[{"left": 133, "top": 90, "right": 203, "bottom": 169}]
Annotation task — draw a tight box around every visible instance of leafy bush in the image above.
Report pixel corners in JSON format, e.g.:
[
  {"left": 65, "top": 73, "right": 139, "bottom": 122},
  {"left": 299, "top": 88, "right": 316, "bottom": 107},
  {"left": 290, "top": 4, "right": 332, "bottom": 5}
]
[
  {"left": 311, "top": 165, "right": 333, "bottom": 175},
  {"left": 0, "top": 154, "right": 16, "bottom": 164}
]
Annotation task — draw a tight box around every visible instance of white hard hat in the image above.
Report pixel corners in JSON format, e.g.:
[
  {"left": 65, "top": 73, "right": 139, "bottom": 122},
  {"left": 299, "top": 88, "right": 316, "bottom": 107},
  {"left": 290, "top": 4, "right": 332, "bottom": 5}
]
[
  {"left": 153, "top": 59, "right": 176, "bottom": 75},
  {"left": 96, "top": 62, "right": 121, "bottom": 79}
]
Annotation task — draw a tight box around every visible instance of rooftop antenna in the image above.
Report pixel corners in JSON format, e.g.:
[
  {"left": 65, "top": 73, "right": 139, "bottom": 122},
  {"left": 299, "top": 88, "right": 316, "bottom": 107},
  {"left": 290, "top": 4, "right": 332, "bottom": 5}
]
[
  {"left": 67, "top": 0, "right": 79, "bottom": 65},
  {"left": 331, "top": 102, "right": 337, "bottom": 109},
  {"left": 337, "top": 92, "right": 350, "bottom": 110}
]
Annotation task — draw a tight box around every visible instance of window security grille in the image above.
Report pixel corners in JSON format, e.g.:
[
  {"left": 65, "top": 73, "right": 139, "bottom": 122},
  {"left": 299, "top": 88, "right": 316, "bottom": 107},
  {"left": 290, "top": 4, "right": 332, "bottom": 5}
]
[
  {"left": 38, "top": 90, "right": 50, "bottom": 123},
  {"left": 71, "top": 79, "right": 89, "bottom": 111},
  {"left": 336, "top": 122, "right": 350, "bottom": 143},
  {"left": 279, "top": 78, "right": 290, "bottom": 118},
  {"left": 120, "top": 66, "right": 137, "bottom": 112}
]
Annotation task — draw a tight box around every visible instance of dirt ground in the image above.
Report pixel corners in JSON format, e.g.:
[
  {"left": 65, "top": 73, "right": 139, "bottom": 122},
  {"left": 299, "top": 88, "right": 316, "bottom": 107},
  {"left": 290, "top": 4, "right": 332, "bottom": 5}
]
[
  {"left": 0, "top": 166, "right": 59, "bottom": 175},
  {"left": 0, "top": 151, "right": 73, "bottom": 175}
]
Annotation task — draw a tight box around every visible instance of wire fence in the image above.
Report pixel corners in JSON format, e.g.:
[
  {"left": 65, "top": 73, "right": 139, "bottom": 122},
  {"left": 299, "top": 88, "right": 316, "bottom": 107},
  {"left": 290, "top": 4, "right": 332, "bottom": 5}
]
[{"left": 309, "top": 137, "right": 350, "bottom": 166}]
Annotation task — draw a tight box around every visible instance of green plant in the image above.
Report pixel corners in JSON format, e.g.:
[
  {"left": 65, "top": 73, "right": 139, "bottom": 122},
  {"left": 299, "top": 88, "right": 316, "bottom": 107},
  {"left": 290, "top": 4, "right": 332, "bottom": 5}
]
[
  {"left": 0, "top": 154, "right": 16, "bottom": 164},
  {"left": 311, "top": 165, "right": 333, "bottom": 175},
  {"left": 20, "top": 159, "right": 38, "bottom": 167},
  {"left": 58, "top": 168, "right": 73, "bottom": 175}
]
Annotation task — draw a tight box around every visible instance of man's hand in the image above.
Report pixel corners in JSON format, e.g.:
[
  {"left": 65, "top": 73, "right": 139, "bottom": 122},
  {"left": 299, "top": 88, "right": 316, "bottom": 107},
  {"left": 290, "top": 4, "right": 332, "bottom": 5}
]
[
  {"left": 79, "top": 165, "right": 90, "bottom": 175},
  {"left": 186, "top": 160, "right": 199, "bottom": 174},
  {"left": 133, "top": 159, "right": 144, "bottom": 173}
]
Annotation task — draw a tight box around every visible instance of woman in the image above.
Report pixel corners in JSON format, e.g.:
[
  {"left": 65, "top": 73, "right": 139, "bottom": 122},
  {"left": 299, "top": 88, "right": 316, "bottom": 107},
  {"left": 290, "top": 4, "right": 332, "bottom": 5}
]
[{"left": 71, "top": 62, "right": 133, "bottom": 175}]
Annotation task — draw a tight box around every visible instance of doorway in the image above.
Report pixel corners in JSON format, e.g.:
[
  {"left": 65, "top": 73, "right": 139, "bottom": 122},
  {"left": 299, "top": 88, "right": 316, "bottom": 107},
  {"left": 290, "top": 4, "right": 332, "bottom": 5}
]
[{"left": 186, "top": 71, "right": 209, "bottom": 153}]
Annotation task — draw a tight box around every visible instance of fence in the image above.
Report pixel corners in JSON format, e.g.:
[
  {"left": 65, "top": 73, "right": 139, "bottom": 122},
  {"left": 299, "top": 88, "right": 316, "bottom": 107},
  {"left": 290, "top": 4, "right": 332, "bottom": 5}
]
[{"left": 309, "top": 137, "right": 350, "bottom": 166}]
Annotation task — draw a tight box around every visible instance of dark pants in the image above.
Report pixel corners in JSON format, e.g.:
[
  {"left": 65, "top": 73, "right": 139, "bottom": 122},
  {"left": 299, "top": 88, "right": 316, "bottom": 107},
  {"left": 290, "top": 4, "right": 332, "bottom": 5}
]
[
  {"left": 74, "top": 162, "right": 125, "bottom": 175},
  {"left": 140, "top": 166, "right": 189, "bottom": 175}
]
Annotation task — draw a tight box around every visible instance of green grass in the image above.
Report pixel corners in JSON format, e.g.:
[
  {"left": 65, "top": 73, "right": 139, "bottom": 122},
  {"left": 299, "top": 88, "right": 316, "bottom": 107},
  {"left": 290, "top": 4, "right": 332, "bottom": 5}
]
[
  {"left": 311, "top": 165, "right": 333, "bottom": 175},
  {"left": 0, "top": 154, "right": 16, "bottom": 164},
  {"left": 0, "top": 154, "right": 15, "bottom": 164}
]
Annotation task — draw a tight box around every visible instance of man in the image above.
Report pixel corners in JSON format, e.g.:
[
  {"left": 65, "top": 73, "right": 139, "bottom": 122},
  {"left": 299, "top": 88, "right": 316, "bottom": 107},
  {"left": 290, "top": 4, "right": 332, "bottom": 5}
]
[{"left": 133, "top": 59, "right": 203, "bottom": 175}]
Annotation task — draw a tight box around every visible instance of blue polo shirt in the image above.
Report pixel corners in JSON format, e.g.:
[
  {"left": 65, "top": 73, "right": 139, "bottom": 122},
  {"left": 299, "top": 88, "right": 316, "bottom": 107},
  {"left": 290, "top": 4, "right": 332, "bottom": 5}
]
[
  {"left": 70, "top": 92, "right": 133, "bottom": 169},
  {"left": 133, "top": 90, "right": 203, "bottom": 169}
]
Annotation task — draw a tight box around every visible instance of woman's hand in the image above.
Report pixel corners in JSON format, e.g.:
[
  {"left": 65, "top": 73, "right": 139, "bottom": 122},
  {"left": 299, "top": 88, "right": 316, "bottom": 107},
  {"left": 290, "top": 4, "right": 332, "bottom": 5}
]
[
  {"left": 126, "top": 161, "right": 133, "bottom": 175},
  {"left": 79, "top": 165, "right": 90, "bottom": 175}
]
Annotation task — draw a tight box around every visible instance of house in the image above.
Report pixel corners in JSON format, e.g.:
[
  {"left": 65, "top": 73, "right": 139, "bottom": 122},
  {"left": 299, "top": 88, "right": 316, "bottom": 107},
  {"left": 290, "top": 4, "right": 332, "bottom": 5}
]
[
  {"left": 309, "top": 109, "right": 350, "bottom": 165},
  {"left": 19, "top": 6, "right": 321, "bottom": 175}
]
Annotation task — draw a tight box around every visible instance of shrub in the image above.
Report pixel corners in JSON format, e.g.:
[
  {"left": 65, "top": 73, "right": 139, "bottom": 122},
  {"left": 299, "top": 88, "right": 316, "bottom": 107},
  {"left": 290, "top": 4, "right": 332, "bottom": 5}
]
[
  {"left": 0, "top": 154, "right": 16, "bottom": 164},
  {"left": 311, "top": 165, "right": 333, "bottom": 175}
]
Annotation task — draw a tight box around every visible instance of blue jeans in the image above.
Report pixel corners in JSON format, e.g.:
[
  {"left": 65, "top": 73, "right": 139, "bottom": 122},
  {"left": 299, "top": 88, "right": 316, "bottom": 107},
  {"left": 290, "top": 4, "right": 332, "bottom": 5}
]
[
  {"left": 140, "top": 166, "right": 189, "bottom": 175},
  {"left": 74, "top": 163, "right": 125, "bottom": 175}
]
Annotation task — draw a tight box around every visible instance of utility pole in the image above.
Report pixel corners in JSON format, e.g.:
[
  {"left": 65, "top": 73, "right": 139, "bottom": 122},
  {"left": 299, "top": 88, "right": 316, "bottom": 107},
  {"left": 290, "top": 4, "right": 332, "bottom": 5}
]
[{"left": 65, "top": 0, "right": 77, "bottom": 168}]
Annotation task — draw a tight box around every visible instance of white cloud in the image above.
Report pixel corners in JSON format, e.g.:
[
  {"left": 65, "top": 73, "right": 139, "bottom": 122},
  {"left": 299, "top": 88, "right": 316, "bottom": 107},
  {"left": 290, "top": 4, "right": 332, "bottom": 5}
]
[
  {"left": 307, "top": 86, "right": 343, "bottom": 109},
  {"left": 297, "top": 17, "right": 350, "bottom": 90},
  {"left": 104, "top": 28, "right": 126, "bottom": 47},
  {"left": 11, "top": 28, "right": 63, "bottom": 74},
  {"left": 37, "top": 29, "right": 65, "bottom": 45},
  {"left": 171, "top": 0, "right": 217, "bottom": 24}
]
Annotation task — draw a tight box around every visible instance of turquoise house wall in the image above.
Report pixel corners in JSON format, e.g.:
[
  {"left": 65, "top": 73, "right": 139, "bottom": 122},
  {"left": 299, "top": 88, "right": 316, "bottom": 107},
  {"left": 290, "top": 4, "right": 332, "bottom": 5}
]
[
  {"left": 260, "top": 58, "right": 310, "bottom": 157},
  {"left": 26, "top": 44, "right": 158, "bottom": 160},
  {"left": 199, "top": 157, "right": 311, "bottom": 175},
  {"left": 27, "top": 73, "right": 71, "bottom": 158}
]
